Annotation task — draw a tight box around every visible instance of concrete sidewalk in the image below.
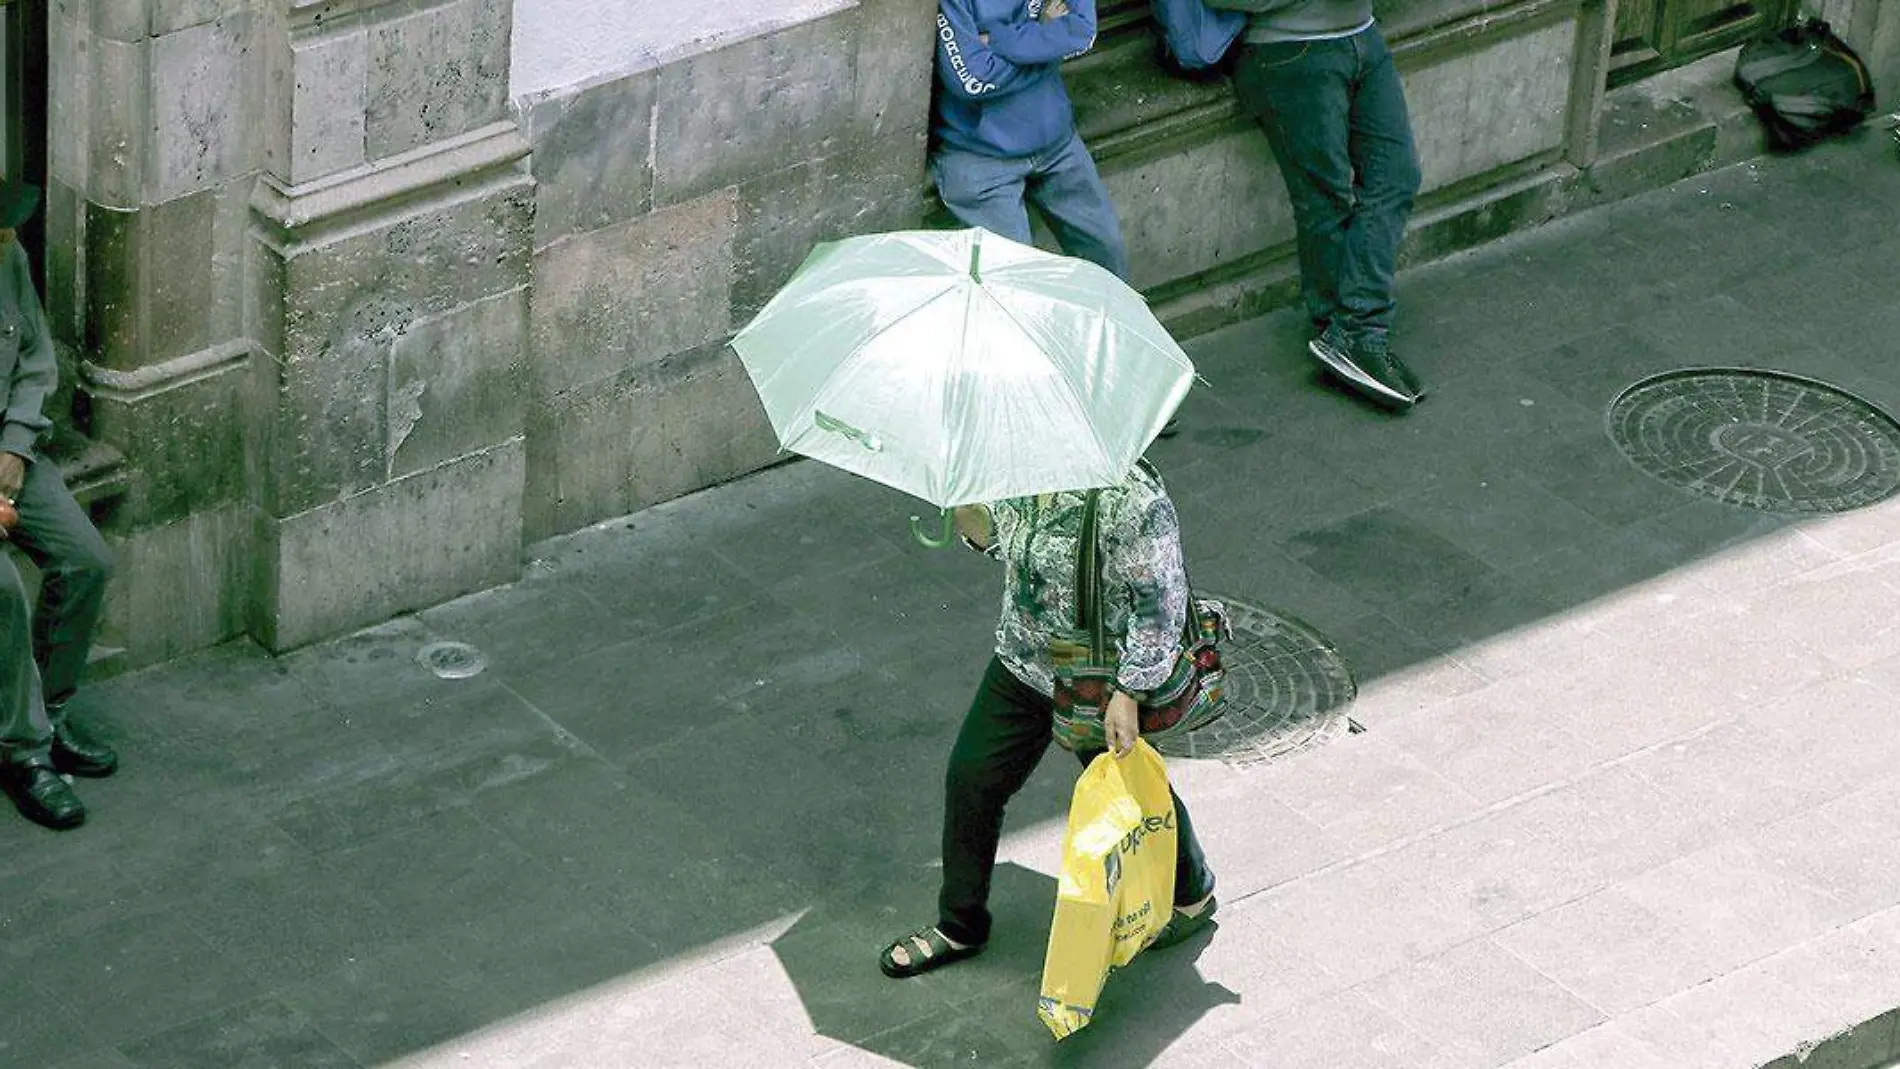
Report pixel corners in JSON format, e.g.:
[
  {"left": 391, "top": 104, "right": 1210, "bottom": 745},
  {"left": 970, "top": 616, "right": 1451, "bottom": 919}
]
[{"left": 6, "top": 134, "right": 1900, "bottom": 1069}]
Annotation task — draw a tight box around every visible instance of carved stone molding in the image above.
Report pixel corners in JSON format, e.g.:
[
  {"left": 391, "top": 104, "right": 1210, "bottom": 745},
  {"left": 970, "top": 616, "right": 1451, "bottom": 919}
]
[
  {"left": 250, "top": 120, "right": 530, "bottom": 244},
  {"left": 80, "top": 338, "right": 252, "bottom": 403}
]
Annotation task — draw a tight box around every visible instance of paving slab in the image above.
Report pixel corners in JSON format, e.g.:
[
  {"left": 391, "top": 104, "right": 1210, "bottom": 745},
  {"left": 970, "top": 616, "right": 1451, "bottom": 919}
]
[{"left": 8, "top": 137, "right": 1900, "bottom": 1068}]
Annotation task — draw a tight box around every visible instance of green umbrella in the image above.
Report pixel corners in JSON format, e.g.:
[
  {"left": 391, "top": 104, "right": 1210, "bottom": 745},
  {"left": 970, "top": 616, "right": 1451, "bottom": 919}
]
[{"left": 732, "top": 228, "right": 1195, "bottom": 538}]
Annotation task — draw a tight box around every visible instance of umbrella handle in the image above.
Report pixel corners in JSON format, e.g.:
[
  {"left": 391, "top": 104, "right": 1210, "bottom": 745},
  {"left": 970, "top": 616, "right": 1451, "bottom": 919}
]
[{"left": 910, "top": 509, "right": 955, "bottom": 550}]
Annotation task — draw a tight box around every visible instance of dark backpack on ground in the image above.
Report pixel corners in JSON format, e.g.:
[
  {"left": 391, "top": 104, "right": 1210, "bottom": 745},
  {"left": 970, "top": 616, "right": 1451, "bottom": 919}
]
[{"left": 1734, "top": 19, "right": 1876, "bottom": 151}]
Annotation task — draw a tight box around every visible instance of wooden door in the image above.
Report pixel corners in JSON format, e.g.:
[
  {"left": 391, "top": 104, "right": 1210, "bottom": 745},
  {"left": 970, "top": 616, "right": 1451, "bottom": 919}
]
[{"left": 1610, "top": 0, "right": 1793, "bottom": 84}]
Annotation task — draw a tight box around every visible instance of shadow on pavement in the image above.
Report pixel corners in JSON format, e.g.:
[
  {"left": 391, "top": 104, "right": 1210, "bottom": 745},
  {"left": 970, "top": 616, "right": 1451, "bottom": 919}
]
[{"left": 773, "top": 863, "right": 1239, "bottom": 1068}]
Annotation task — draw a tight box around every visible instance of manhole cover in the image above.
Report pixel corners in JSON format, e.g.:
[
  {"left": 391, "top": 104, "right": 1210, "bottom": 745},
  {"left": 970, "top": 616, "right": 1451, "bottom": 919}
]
[
  {"left": 417, "top": 641, "right": 486, "bottom": 680},
  {"left": 1608, "top": 368, "right": 1900, "bottom": 514},
  {"left": 1153, "top": 596, "right": 1357, "bottom": 765}
]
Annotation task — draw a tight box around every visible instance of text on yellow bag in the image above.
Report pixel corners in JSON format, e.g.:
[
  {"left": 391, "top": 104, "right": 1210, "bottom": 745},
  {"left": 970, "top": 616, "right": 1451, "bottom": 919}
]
[{"left": 1037, "top": 740, "right": 1177, "bottom": 1040}]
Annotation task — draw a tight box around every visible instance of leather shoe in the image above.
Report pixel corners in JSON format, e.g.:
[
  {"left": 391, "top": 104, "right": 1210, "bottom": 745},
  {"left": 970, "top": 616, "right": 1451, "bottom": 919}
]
[
  {"left": 51, "top": 725, "right": 117, "bottom": 778},
  {"left": 1, "top": 761, "right": 86, "bottom": 830}
]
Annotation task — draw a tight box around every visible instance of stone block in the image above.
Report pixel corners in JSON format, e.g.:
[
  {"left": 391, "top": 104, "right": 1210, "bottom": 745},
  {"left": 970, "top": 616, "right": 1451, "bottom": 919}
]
[
  {"left": 152, "top": 0, "right": 251, "bottom": 35},
  {"left": 1222, "top": 988, "right": 1447, "bottom": 1067},
  {"left": 1573, "top": 107, "right": 1719, "bottom": 211},
  {"left": 523, "top": 69, "right": 658, "bottom": 250},
  {"left": 88, "top": 34, "right": 147, "bottom": 208},
  {"left": 280, "top": 179, "right": 533, "bottom": 347},
  {"left": 48, "top": 3, "right": 87, "bottom": 189},
  {"left": 530, "top": 190, "right": 736, "bottom": 398},
  {"left": 1403, "top": 18, "right": 1576, "bottom": 193},
  {"left": 84, "top": 201, "right": 140, "bottom": 370},
  {"left": 88, "top": 0, "right": 147, "bottom": 41},
  {"left": 732, "top": 137, "right": 929, "bottom": 320},
  {"left": 650, "top": 14, "right": 859, "bottom": 207},
  {"left": 151, "top": 14, "right": 252, "bottom": 200},
  {"left": 42, "top": 179, "right": 83, "bottom": 343},
  {"left": 1359, "top": 939, "right": 1605, "bottom": 1065},
  {"left": 288, "top": 25, "right": 370, "bottom": 185},
  {"left": 258, "top": 441, "right": 525, "bottom": 651},
  {"left": 268, "top": 295, "right": 389, "bottom": 515},
  {"left": 100, "top": 504, "right": 251, "bottom": 669},
  {"left": 1399, "top": 167, "right": 1564, "bottom": 269},
  {"left": 523, "top": 343, "right": 779, "bottom": 541},
  {"left": 388, "top": 287, "right": 528, "bottom": 478},
  {"left": 88, "top": 350, "right": 251, "bottom": 529},
  {"left": 1493, "top": 885, "right": 1719, "bottom": 1014},
  {"left": 250, "top": 235, "right": 287, "bottom": 361},
  {"left": 850, "top": 0, "right": 936, "bottom": 139},
  {"left": 146, "top": 188, "right": 218, "bottom": 364},
  {"left": 1380, "top": 0, "right": 1506, "bottom": 38},
  {"left": 364, "top": 0, "right": 509, "bottom": 161},
  {"left": 1103, "top": 122, "right": 1293, "bottom": 292}
]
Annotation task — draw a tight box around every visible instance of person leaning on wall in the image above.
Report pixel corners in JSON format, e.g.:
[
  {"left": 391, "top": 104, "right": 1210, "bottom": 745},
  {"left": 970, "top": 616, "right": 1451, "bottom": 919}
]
[
  {"left": 0, "top": 177, "right": 118, "bottom": 831},
  {"left": 1204, "top": 0, "right": 1428, "bottom": 410},
  {"left": 931, "top": 0, "right": 1183, "bottom": 433}
]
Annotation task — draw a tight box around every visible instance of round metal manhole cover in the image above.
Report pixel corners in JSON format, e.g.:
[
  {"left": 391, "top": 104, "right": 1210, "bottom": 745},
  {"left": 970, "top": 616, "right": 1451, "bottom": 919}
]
[
  {"left": 1152, "top": 595, "right": 1357, "bottom": 766},
  {"left": 417, "top": 640, "right": 486, "bottom": 680},
  {"left": 1608, "top": 368, "right": 1900, "bottom": 514}
]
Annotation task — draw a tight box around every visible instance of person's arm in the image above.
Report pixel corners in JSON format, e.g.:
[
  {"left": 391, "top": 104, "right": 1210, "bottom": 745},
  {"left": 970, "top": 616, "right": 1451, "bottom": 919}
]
[
  {"left": 980, "top": 0, "right": 1098, "bottom": 65},
  {"left": 1, "top": 244, "right": 56, "bottom": 463},
  {"left": 936, "top": 0, "right": 1043, "bottom": 102},
  {"left": 1102, "top": 486, "right": 1190, "bottom": 699}
]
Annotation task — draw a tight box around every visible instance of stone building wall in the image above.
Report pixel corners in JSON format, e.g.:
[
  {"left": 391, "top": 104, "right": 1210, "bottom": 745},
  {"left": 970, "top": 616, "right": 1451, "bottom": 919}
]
[{"left": 513, "top": 0, "right": 934, "bottom": 542}]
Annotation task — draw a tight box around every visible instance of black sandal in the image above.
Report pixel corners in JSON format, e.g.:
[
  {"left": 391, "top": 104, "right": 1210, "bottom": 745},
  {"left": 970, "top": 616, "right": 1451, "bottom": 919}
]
[
  {"left": 879, "top": 925, "right": 985, "bottom": 979},
  {"left": 1150, "top": 893, "right": 1218, "bottom": 950}
]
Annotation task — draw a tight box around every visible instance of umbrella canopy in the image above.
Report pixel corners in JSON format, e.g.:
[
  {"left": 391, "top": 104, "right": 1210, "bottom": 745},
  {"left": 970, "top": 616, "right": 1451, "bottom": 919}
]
[{"left": 732, "top": 228, "right": 1195, "bottom": 509}]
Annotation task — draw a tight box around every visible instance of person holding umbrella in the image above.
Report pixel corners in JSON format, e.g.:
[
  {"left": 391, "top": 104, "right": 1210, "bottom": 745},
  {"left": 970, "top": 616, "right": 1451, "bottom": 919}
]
[
  {"left": 0, "top": 177, "right": 117, "bottom": 831},
  {"left": 730, "top": 227, "right": 1219, "bottom": 976},
  {"left": 878, "top": 462, "right": 1218, "bottom": 976}
]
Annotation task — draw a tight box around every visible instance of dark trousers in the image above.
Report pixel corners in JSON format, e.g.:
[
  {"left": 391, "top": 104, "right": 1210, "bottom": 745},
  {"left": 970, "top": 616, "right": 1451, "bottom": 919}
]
[
  {"left": 1, "top": 460, "right": 113, "bottom": 763},
  {"left": 937, "top": 656, "right": 1215, "bottom": 946},
  {"left": 1232, "top": 25, "right": 1422, "bottom": 338}
]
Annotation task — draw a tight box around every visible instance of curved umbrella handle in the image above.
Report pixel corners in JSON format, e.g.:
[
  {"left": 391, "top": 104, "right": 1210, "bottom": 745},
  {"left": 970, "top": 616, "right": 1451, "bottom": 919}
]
[{"left": 910, "top": 508, "right": 955, "bottom": 550}]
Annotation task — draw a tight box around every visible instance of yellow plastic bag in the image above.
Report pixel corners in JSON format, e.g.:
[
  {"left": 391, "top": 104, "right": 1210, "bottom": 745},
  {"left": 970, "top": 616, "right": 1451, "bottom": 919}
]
[{"left": 1037, "top": 740, "right": 1177, "bottom": 1040}]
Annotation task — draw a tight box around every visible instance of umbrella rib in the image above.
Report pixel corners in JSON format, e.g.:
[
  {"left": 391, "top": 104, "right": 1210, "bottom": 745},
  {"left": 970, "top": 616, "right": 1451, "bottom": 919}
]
[
  {"left": 972, "top": 284, "right": 1118, "bottom": 477},
  {"left": 776, "top": 278, "right": 961, "bottom": 438}
]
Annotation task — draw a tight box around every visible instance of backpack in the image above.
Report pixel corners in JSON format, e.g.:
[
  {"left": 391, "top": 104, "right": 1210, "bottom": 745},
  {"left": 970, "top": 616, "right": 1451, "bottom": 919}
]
[
  {"left": 1150, "top": 0, "right": 1247, "bottom": 81},
  {"left": 1734, "top": 19, "right": 1876, "bottom": 151}
]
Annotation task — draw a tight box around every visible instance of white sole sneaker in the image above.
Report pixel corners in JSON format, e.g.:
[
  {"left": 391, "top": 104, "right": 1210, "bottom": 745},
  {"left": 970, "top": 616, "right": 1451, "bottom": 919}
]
[{"left": 1308, "top": 337, "right": 1417, "bottom": 407}]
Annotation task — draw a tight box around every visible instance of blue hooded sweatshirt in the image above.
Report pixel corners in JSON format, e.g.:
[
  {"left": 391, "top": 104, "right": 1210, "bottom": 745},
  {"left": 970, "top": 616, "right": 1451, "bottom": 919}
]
[{"left": 932, "top": 0, "right": 1098, "bottom": 159}]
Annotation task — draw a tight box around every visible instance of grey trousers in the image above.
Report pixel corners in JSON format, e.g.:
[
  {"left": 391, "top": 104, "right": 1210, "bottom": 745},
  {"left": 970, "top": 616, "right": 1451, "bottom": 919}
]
[{"left": 1, "top": 458, "right": 112, "bottom": 762}]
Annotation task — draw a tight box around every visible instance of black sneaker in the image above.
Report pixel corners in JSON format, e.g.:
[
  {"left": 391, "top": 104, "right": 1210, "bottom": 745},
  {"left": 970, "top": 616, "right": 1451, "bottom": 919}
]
[
  {"left": 1357, "top": 334, "right": 1426, "bottom": 402},
  {"left": 1308, "top": 326, "right": 1421, "bottom": 408}
]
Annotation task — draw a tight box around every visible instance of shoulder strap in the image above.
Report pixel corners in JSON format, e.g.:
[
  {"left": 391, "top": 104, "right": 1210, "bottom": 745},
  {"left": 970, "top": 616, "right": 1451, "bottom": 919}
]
[
  {"left": 1073, "top": 484, "right": 1204, "bottom": 663},
  {"left": 1074, "top": 490, "right": 1106, "bottom": 656}
]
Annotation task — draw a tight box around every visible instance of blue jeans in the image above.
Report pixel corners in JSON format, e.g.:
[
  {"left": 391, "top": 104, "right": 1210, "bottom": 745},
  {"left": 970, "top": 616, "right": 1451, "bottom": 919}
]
[
  {"left": 929, "top": 131, "right": 1130, "bottom": 280},
  {"left": 1233, "top": 26, "right": 1422, "bottom": 337}
]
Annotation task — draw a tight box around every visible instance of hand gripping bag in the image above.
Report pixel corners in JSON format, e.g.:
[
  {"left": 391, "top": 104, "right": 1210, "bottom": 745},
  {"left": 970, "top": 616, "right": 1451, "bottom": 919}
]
[{"left": 1037, "top": 741, "right": 1178, "bottom": 1039}]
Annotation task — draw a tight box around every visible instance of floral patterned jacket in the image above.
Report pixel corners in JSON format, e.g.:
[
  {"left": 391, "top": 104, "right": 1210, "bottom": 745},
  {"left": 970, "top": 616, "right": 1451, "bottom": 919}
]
[{"left": 977, "top": 463, "right": 1191, "bottom": 699}]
